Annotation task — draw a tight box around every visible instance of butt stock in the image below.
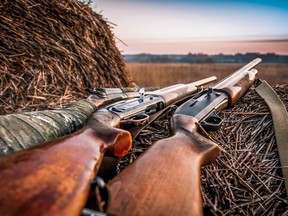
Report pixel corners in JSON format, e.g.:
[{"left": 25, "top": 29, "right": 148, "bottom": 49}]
[
  {"left": 106, "top": 114, "right": 220, "bottom": 216},
  {"left": 0, "top": 117, "right": 132, "bottom": 216}
]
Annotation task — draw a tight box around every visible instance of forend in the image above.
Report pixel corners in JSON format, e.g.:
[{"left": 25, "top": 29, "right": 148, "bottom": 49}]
[{"left": 213, "top": 58, "right": 261, "bottom": 106}]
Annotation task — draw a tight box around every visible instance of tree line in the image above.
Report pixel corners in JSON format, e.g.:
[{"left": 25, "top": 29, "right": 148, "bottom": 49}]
[{"left": 124, "top": 53, "right": 288, "bottom": 63}]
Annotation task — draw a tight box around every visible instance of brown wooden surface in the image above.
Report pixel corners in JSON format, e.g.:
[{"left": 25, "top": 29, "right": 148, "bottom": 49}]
[
  {"left": 107, "top": 114, "right": 220, "bottom": 216},
  {"left": 0, "top": 118, "right": 132, "bottom": 216},
  {"left": 214, "top": 69, "right": 258, "bottom": 106},
  {"left": 213, "top": 58, "right": 261, "bottom": 106}
]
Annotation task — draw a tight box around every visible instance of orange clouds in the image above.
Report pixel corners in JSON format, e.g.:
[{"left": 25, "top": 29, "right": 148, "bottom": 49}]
[{"left": 117, "top": 39, "right": 288, "bottom": 55}]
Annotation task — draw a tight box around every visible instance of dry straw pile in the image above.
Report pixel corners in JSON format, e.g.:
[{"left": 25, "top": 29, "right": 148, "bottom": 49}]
[
  {"left": 120, "top": 84, "right": 288, "bottom": 215},
  {"left": 0, "top": 0, "right": 131, "bottom": 115}
]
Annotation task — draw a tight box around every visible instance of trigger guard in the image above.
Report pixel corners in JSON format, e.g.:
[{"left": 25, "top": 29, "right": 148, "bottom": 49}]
[
  {"left": 200, "top": 113, "right": 223, "bottom": 131},
  {"left": 121, "top": 113, "right": 150, "bottom": 127}
]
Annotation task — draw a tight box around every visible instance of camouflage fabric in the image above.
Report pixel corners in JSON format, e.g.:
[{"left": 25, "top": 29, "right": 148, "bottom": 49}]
[{"left": 0, "top": 100, "right": 97, "bottom": 157}]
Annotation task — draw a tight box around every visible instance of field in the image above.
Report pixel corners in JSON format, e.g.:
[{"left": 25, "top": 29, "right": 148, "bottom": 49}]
[{"left": 126, "top": 63, "right": 288, "bottom": 87}]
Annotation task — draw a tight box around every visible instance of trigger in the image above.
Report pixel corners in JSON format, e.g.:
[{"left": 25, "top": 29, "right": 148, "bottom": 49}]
[
  {"left": 120, "top": 113, "right": 150, "bottom": 128},
  {"left": 200, "top": 112, "right": 223, "bottom": 131}
]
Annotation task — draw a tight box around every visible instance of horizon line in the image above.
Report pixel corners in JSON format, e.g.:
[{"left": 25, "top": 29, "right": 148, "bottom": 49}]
[
  {"left": 116, "top": 36, "right": 288, "bottom": 43},
  {"left": 124, "top": 52, "right": 288, "bottom": 56},
  {"left": 117, "top": 39, "right": 288, "bottom": 55}
]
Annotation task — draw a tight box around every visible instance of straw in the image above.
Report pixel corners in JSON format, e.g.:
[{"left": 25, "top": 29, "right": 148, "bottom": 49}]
[{"left": 0, "top": 0, "right": 131, "bottom": 115}]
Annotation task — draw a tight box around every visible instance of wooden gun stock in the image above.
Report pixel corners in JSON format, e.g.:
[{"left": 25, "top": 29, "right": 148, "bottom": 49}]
[
  {"left": 0, "top": 117, "right": 132, "bottom": 216},
  {"left": 106, "top": 114, "right": 220, "bottom": 216}
]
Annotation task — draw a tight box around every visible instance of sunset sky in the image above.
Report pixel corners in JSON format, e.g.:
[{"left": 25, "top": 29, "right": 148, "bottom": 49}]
[{"left": 92, "top": 0, "right": 288, "bottom": 55}]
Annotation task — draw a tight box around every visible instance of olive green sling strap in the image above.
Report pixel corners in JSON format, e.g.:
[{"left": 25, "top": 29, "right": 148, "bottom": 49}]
[{"left": 255, "top": 80, "right": 288, "bottom": 198}]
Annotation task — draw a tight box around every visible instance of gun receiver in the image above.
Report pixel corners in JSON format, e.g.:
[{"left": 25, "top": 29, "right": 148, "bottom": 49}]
[
  {"left": 106, "top": 58, "right": 261, "bottom": 216},
  {"left": 0, "top": 77, "right": 216, "bottom": 216},
  {"left": 175, "top": 58, "right": 261, "bottom": 131},
  {"left": 93, "top": 76, "right": 217, "bottom": 128}
]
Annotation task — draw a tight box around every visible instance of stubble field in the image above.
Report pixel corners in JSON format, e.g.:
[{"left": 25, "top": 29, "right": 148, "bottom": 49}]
[{"left": 126, "top": 63, "right": 288, "bottom": 87}]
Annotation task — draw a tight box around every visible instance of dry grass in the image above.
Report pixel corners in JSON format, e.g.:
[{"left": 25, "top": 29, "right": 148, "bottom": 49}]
[{"left": 127, "top": 63, "right": 288, "bottom": 87}]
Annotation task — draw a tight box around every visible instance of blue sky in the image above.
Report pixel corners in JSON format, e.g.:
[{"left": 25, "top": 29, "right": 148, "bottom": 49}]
[{"left": 91, "top": 0, "right": 288, "bottom": 54}]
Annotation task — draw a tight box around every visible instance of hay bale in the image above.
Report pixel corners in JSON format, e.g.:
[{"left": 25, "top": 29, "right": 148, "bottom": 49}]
[{"left": 0, "top": 0, "right": 131, "bottom": 114}]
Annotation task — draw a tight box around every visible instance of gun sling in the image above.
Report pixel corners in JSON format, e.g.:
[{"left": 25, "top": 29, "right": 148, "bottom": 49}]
[{"left": 255, "top": 80, "right": 288, "bottom": 198}]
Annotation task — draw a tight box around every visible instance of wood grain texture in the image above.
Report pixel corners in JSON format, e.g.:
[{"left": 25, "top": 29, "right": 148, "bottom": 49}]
[
  {"left": 107, "top": 114, "right": 220, "bottom": 216},
  {"left": 0, "top": 118, "right": 132, "bottom": 216}
]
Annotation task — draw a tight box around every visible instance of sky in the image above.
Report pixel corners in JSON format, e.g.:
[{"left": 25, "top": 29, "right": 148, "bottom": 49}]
[{"left": 91, "top": 0, "right": 288, "bottom": 55}]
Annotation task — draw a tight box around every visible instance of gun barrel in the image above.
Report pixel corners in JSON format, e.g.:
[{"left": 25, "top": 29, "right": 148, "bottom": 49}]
[
  {"left": 151, "top": 76, "right": 217, "bottom": 105},
  {"left": 213, "top": 58, "right": 261, "bottom": 106},
  {"left": 213, "top": 58, "right": 261, "bottom": 89}
]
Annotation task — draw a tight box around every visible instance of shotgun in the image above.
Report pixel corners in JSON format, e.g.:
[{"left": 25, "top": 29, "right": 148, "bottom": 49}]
[
  {"left": 0, "top": 77, "right": 216, "bottom": 216},
  {"left": 106, "top": 58, "right": 262, "bottom": 216}
]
